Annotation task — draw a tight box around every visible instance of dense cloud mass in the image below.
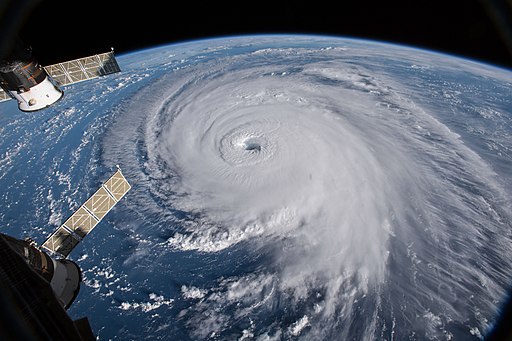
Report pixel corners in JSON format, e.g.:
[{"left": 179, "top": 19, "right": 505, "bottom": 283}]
[
  {"left": 1, "top": 36, "right": 511, "bottom": 340},
  {"left": 99, "top": 37, "right": 512, "bottom": 340}
]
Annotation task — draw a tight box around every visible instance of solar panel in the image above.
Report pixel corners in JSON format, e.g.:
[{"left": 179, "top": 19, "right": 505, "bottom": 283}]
[
  {"left": 84, "top": 186, "right": 117, "bottom": 221},
  {"left": 42, "top": 169, "right": 131, "bottom": 258},
  {"left": 42, "top": 226, "right": 81, "bottom": 258},
  {"left": 104, "top": 170, "right": 131, "bottom": 201},
  {"left": 44, "top": 50, "right": 121, "bottom": 86},
  {"left": 62, "top": 206, "right": 99, "bottom": 238}
]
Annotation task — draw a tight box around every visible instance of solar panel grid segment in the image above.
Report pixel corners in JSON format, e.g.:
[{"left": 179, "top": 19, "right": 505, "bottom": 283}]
[{"left": 41, "top": 169, "right": 130, "bottom": 257}]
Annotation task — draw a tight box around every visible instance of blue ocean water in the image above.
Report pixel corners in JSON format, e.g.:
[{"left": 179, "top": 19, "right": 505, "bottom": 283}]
[{"left": 0, "top": 35, "right": 511, "bottom": 340}]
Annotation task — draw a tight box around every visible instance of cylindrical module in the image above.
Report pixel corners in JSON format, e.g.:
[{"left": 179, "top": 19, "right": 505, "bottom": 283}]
[
  {"left": 0, "top": 43, "right": 63, "bottom": 111},
  {"left": 1, "top": 233, "right": 81, "bottom": 309},
  {"left": 49, "top": 258, "right": 82, "bottom": 309}
]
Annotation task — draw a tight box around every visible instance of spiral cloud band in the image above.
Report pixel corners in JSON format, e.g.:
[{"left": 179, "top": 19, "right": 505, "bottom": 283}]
[{"left": 99, "top": 38, "right": 512, "bottom": 339}]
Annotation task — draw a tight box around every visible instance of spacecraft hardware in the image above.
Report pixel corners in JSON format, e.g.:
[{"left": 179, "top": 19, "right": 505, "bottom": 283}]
[
  {"left": 0, "top": 168, "right": 131, "bottom": 339},
  {"left": 42, "top": 168, "right": 131, "bottom": 258},
  {"left": 0, "top": 40, "right": 121, "bottom": 111}
]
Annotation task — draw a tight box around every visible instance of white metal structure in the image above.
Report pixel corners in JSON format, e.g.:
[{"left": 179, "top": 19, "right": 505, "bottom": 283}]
[{"left": 12, "top": 76, "right": 63, "bottom": 111}]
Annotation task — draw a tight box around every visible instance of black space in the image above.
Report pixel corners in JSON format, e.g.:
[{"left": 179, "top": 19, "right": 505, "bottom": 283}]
[{"left": 1, "top": 0, "right": 511, "bottom": 69}]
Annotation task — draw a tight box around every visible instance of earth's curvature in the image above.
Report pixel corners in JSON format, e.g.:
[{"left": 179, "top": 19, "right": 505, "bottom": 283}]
[{"left": 1, "top": 35, "right": 512, "bottom": 340}]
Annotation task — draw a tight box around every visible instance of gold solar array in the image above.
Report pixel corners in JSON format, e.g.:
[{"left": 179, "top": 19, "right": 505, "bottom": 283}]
[
  {"left": 42, "top": 169, "right": 131, "bottom": 257},
  {"left": 44, "top": 50, "right": 121, "bottom": 86}
]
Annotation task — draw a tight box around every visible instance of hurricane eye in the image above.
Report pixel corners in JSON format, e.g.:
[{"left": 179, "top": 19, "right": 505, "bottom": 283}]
[{"left": 244, "top": 139, "right": 262, "bottom": 152}]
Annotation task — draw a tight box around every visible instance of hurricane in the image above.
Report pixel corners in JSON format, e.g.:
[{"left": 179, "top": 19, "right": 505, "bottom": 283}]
[{"left": 1, "top": 36, "right": 512, "bottom": 340}]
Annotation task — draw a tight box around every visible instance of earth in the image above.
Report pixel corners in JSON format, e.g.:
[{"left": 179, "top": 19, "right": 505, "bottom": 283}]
[{"left": 1, "top": 35, "right": 512, "bottom": 340}]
